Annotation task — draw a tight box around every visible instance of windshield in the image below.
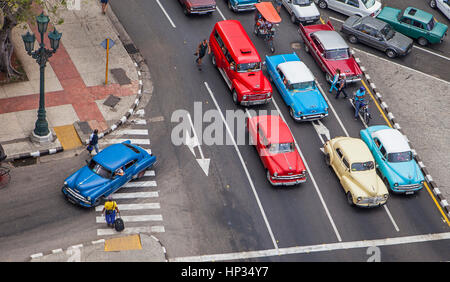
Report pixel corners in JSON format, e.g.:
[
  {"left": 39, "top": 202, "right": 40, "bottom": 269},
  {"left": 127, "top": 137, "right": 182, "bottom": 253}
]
[
  {"left": 426, "top": 18, "right": 436, "bottom": 31},
  {"left": 88, "top": 160, "right": 112, "bottom": 179},
  {"left": 361, "top": 0, "right": 376, "bottom": 9},
  {"left": 293, "top": 0, "right": 312, "bottom": 6},
  {"left": 325, "top": 48, "right": 350, "bottom": 60},
  {"left": 268, "top": 143, "right": 295, "bottom": 154},
  {"left": 351, "top": 161, "right": 375, "bottom": 171},
  {"left": 380, "top": 24, "right": 395, "bottom": 40},
  {"left": 388, "top": 151, "right": 412, "bottom": 163},
  {"left": 289, "top": 81, "right": 315, "bottom": 91},
  {"left": 237, "top": 62, "right": 261, "bottom": 73}
]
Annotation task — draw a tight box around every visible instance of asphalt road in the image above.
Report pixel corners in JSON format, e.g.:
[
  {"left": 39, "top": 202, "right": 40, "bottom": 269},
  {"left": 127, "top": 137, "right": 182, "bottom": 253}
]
[{"left": 108, "top": 0, "right": 450, "bottom": 261}]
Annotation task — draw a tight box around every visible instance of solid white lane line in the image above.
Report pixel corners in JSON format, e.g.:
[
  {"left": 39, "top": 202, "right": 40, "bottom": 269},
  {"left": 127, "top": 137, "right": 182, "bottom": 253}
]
[
  {"left": 216, "top": 6, "right": 227, "bottom": 21},
  {"left": 156, "top": 0, "right": 176, "bottom": 28},
  {"left": 383, "top": 205, "right": 400, "bottom": 232},
  {"left": 97, "top": 226, "right": 165, "bottom": 236},
  {"left": 123, "top": 181, "right": 157, "bottom": 188},
  {"left": 95, "top": 203, "right": 160, "bottom": 212},
  {"left": 101, "top": 138, "right": 150, "bottom": 145},
  {"left": 170, "top": 231, "right": 450, "bottom": 262},
  {"left": 111, "top": 129, "right": 149, "bottom": 135},
  {"left": 270, "top": 98, "right": 342, "bottom": 242},
  {"left": 96, "top": 215, "right": 162, "bottom": 223},
  {"left": 111, "top": 192, "right": 159, "bottom": 199},
  {"left": 204, "top": 82, "right": 279, "bottom": 252}
]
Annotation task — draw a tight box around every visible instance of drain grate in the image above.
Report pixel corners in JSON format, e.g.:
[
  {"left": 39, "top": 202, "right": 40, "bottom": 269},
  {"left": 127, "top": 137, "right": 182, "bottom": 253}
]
[
  {"left": 11, "top": 157, "right": 37, "bottom": 167},
  {"left": 124, "top": 43, "right": 139, "bottom": 54}
]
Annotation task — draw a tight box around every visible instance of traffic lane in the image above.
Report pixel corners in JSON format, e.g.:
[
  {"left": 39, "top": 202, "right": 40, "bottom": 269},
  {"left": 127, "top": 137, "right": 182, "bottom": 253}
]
[
  {"left": 325, "top": 16, "right": 450, "bottom": 82},
  {"left": 318, "top": 3, "right": 450, "bottom": 56},
  {"left": 110, "top": 0, "right": 282, "bottom": 256},
  {"left": 0, "top": 154, "right": 95, "bottom": 261},
  {"left": 235, "top": 7, "right": 448, "bottom": 239}
]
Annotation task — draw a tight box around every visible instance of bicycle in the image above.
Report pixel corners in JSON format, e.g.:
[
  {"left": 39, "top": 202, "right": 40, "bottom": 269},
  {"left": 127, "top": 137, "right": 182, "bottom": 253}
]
[{"left": 0, "top": 166, "right": 11, "bottom": 188}]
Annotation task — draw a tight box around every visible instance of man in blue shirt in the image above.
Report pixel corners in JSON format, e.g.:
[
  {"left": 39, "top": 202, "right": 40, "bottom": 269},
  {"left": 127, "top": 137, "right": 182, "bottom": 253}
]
[{"left": 354, "top": 87, "right": 366, "bottom": 120}]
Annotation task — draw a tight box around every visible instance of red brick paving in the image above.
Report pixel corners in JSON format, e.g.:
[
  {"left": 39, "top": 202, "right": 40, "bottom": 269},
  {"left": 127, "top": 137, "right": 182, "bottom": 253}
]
[{"left": 0, "top": 21, "right": 138, "bottom": 132}]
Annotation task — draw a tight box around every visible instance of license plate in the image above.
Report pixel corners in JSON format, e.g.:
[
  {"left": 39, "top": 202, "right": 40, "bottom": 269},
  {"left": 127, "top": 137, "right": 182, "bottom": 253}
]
[
  {"left": 405, "top": 191, "right": 414, "bottom": 195},
  {"left": 306, "top": 20, "right": 313, "bottom": 23}
]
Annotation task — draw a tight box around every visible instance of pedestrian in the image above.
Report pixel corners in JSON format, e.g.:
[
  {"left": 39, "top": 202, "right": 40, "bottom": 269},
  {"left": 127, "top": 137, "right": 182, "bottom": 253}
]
[
  {"left": 329, "top": 69, "right": 341, "bottom": 93},
  {"left": 100, "top": 0, "right": 109, "bottom": 14},
  {"left": 102, "top": 196, "right": 120, "bottom": 228},
  {"left": 88, "top": 129, "right": 99, "bottom": 155},
  {"left": 195, "top": 39, "right": 211, "bottom": 71},
  {"left": 335, "top": 74, "right": 348, "bottom": 99},
  {"left": 273, "top": 0, "right": 282, "bottom": 13},
  {"left": 354, "top": 86, "right": 366, "bottom": 119}
]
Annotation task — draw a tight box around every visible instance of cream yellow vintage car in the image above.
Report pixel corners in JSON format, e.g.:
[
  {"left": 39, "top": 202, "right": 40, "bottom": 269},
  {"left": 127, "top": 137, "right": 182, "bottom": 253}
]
[{"left": 324, "top": 137, "right": 389, "bottom": 207}]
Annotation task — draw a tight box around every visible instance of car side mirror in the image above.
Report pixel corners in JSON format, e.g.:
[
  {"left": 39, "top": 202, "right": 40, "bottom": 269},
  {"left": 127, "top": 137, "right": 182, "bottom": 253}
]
[{"left": 230, "top": 65, "right": 235, "bottom": 71}]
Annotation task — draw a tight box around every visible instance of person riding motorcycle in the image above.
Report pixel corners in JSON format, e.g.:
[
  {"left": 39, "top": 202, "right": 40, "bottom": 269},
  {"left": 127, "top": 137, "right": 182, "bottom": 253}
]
[{"left": 353, "top": 86, "right": 367, "bottom": 120}]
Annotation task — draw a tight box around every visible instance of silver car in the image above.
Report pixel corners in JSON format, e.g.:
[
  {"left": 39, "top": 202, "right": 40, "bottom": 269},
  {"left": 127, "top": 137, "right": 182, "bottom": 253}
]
[{"left": 341, "top": 15, "right": 414, "bottom": 58}]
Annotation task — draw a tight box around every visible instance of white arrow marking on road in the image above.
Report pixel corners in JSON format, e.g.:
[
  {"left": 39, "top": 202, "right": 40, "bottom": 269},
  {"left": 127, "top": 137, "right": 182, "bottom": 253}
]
[
  {"left": 312, "top": 120, "right": 331, "bottom": 145},
  {"left": 185, "top": 112, "right": 210, "bottom": 176}
]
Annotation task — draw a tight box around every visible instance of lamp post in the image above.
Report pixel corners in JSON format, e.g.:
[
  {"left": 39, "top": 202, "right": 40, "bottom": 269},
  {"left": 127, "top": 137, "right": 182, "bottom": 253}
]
[{"left": 22, "top": 12, "right": 62, "bottom": 143}]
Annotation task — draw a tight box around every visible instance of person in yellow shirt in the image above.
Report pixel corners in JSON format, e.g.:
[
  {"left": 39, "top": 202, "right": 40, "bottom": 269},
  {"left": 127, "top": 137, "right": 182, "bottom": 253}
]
[{"left": 102, "top": 196, "right": 120, "bottom": 227}]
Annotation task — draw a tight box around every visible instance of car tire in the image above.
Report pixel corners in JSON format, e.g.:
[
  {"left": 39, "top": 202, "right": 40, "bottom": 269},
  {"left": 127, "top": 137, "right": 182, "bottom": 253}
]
[
  {"left": 228, "top": 0, "right": 233, "bottom": 11},
  {"left": 325, "top": 72, "right": 332, "bottom": 84},
  {"left": 93, "top": 195, "right": 105, "bottom": 207},
  {"left": 136, "top": 170, "right": 146, "bottom": 179},
  {"left": 211, "top": 54, "right": 216, "bottom": 67},
  {"left": 348, "top": 35, "right": 358, "bottom": 44},
  {"left": 318, "top": 0, "right": 327, "bottom": 9},
  {"left": 304, "top": 43, "right": 310, "bottom": 53},
  {"left": 383, "top": 178, "right": 391, "bottom": 191},
  {"left": 418, "top": 37, "right": 428, "bottom": 46},
  {"left": 183, "top": 7, "right": 189, "bottom": 16},
  {"left": 346, "top": 192, "right": 355, "bottom": 206},
  {"left": 291, "top": 14, "right": 297, "bottom": 24},
  {"left": 385, "top": 49, "right": 397, "bottom": 58},
  {"left": 430, "top": 0, "right": 437, "bottom": 9},
  {"left": 325, "top": 153, "right": 331, "bottom": 167},
  {"left": 232, "top": 89, "right": 239, "bottom": 105},
  {"left": 266, "top": 170, "right": 272, "bottom": 184},
  {"left": 290, "top": 107, "right": 296, "bottom": 120}
]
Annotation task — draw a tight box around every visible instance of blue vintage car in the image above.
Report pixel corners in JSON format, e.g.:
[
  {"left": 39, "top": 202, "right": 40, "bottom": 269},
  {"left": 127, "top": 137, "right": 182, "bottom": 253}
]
[
  {"left": 360, "top": 125, "right": 424, "bottom": 194},
  {"left": 62, "top": 140, "right": 156, "bottom": 207},
  {"left": 227, "top": 0, "right": 260, "bottom": 12},
  {"left": 265, "top": 52, "right": 329, "bottom": 121}
]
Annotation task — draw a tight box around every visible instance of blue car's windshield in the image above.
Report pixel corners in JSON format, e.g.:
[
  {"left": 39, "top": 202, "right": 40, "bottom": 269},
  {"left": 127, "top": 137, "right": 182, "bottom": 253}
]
[
  {"left": 388, "top": 151, "right": 412, "bottom": 163},
  {"left": 88, "top": 160, "right": 112, "bottom": 179},
  {"left": 351, "top": 161, "right": 375, "bottom": 171}
]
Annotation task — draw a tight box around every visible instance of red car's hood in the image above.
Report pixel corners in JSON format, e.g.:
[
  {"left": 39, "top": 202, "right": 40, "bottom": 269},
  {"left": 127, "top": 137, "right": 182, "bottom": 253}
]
[
  {"left": 327, "top": 57, "right": 362, "bottom": 77},
  {"left": 235, "top": 71, "right": 271, "bottom": 92},
  {"left": 267, "top": 150, "right": 306, "bottom": 175}
]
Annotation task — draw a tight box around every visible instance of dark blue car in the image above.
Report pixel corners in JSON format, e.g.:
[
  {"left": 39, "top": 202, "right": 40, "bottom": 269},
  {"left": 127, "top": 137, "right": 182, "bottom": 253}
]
[{"left": 62, "top": 140, "right": 156, "bottom": 207}]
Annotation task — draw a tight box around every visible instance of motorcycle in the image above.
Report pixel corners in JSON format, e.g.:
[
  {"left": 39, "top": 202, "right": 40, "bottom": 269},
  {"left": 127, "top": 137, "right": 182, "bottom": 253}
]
[
  {"left": 350, "top": 97, "right": 372, "bottom": 125},
  {"left": 253, "top": 2, "right": 281, "bottom": 53}
]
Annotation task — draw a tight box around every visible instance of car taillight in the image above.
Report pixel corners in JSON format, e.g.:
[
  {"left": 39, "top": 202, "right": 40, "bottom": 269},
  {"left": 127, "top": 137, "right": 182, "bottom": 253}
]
[{"left": 370, "top": 12, "right": 374, "bottom": 17}]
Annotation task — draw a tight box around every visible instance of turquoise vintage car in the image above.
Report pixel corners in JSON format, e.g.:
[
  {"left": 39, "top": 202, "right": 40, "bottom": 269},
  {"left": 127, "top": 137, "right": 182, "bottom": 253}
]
[
  {"left": 265, "top": 52, "right": 328, "bottom": 121},
  {"left": 62, "top": 141, "right": 156, "bottom": 207},
  {"left": 360, "top": 125, "right": 424, "bottom": 194},
  {"left": 376, "top": 6, "right": 448, "bottom": 46},
  {"left": 227, "top": 0, "right": 260, "bottom": 12}
]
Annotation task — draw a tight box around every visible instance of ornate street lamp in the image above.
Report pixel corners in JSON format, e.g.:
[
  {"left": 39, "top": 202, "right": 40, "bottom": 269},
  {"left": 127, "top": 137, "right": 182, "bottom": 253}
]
[{"left": 21, "top": 13, "right": 62, "bottom": 142}]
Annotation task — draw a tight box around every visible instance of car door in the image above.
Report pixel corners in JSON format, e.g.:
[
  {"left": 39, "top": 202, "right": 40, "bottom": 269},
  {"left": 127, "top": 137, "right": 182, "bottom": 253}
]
[
  {"left": 276, "top": 68, "right": 290, "bottom": 104},
  {"left": 124, "top": 159, "right": 138, "bottom": 181},
  {"left": 355, "top": 24, "right": 375, "bottom": 45},
  {"left": 282, "top": 0, "right": 293, "bottom": 14},
  {"left": 443, "top": 0, "right": 450, "bottom": 19},
  {"left": 257, "top": 127, "right": 270, "bottom": 165},
  {"left": 410, "top": 19, "right": 427, "bottom": 39},
  {"left": 109, "top": 166, "right": 128, "bottom": 194},
  {"left": 332, "top": 147, "right": 345, "bottom": 178},
  {"left": 397, "top": 16, "right": 414, "bottom": 37},
  {"left": 329, "top": 0, "right": 348, "bottom": 15},
  {"left": 345, "top": 0, "right": 361, "bottom": 16}
]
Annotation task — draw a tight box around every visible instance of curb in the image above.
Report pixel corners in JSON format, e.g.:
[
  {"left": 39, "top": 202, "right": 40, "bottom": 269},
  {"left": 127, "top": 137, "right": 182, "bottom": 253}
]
[
  {"left": 351, "top": 49, "right": 450, "bottom": 219},
  {"left": 28, "top": 234, "right": 168, "bottom": 262}
]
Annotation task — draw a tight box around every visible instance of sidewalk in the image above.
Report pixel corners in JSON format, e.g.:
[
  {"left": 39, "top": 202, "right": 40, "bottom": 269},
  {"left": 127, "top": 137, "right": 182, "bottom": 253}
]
[{"left": 0, "top": 0, "right": 141, "bottom": 161}]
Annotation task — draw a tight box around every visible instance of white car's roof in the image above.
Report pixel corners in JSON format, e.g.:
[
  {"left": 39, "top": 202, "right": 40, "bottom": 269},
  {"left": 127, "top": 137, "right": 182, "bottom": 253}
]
[
  {"left": 372, "top": 128, "right": 411, "bottom": 153},
  {"left": 278, "top": 61, "right": 315, "bottom": 84}
]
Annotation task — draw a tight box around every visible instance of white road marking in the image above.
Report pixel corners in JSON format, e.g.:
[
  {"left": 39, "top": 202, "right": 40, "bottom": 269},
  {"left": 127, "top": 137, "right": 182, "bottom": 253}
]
[
  {"left": 101, "top": 138, "right": 150, "bottom": 145},
  {"left": 95, "top": 203, "right": 160, "bottom": 212},
  {"left": 185, "top": 112, "right": 210, "bottom": 176},
  {"left": 204, "top": 82, "right": 279, "bottom": 252},
  {"left": 123, "top": 181, "right": 157, "bottom": 188},
  {"left": 111, "top": 129, "right": 149, "bottom": 135},
  {"left": 170, "top": 231, "right": 450, "bottom": 262},
  {"left": 96, "top": 214, "right": 162, "bottom": 223},
  {"left": 156, "top": 0, "right": 176, "bottom": 28},
  {"left": 110, "top": 192, "right": 159, "bottom": 199},
  {"left": 270, "top": 98, "right": 342, "bottom": 242},
  {"left": 97, "top": 226, "right": 165, "bottom": 236},
  {"left": 131, "top": 119, "right": 147, "bottom": 125},
  {"left": 144, "top": 170, "right": 155, "bottom": 177},
  {"left": 383, "top": 205, "right": 400, "bottom": 232},
  {"left": 216, "top": 6, "right": 227, "bottom": 21}
]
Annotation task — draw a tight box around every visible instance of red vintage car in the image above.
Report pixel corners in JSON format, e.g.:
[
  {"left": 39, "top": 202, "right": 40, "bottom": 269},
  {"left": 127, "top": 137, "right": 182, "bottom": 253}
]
[
  {"left": 178, "top": 0, "right": 216, "bottom": 16},
  {"left": 247, "top": 115, "right": 307, "bottom": 186},
  {"left": 210, "top": 20, "right": 272, "bottom": 106},
  {"left": 299, "top": 21, "right": 362, "bottom": 84}
]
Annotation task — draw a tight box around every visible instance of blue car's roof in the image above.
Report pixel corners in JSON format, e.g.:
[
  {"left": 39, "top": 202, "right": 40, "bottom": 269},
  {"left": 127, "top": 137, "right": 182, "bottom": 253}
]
[{"left": 93, "top": 143, "right": 140, "bottom": 172}]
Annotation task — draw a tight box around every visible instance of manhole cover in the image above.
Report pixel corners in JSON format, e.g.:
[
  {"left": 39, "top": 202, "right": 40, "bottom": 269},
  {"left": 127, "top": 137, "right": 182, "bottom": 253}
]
[
  {"left": 110, "top": 68, "right": 131, "bottom": 85},
  {"left": 103, "top": 94, "right": 121, "bottom": 108},
  {"left": 75, "top": 121, "right": 92, "bottom": 135}
]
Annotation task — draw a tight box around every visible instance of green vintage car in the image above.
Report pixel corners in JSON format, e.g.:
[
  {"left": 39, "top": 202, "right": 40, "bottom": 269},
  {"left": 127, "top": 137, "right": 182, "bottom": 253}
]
[{"left": 376, "top": 6, "right": 448, "bottom": 46}]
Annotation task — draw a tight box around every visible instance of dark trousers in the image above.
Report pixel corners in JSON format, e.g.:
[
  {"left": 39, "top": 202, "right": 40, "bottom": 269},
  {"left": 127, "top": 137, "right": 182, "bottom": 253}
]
[{"left": 335, "top": 88, "right": 348, "bottom": 99}]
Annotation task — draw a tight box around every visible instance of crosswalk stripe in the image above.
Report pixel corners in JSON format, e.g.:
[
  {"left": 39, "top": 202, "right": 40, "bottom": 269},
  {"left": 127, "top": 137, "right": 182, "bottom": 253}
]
[
  {"left": 124, "top": 181, "right": 157, "bottom": 188},
  {"left": 100, "top": 138, "right": 150, "bottom": 145},
  {"left": 95, "top": 203, "right": 160, "bottom": 212},
  {"left": 96, "top": 214, "right": 162, "bottom": 223},
  {"left": 144, "top": 170, "right": 155, "bottom": 177},
  {"left": 97, "top": 226, "right": 165, "bottom": 236},
  {"left": 131, "top": 119, "right": 147, "bottom": 125},
  {"left": 110, "top": 192, "right": 159, "bottom": 199},
  {"left": 111, "top": 129, "right": 149, "bottom": 135}
]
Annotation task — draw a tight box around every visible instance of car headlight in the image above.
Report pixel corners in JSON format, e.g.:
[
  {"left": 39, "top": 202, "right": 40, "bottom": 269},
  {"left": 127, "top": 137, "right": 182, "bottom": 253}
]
[
  {"left": 243, "top": 95, "right": 247, "bottom": 100},
  {"left": 383, "top": 194, "right": 389, "bottom": 199},
  {"left": 394, "top": 183, "right": 399, "bottom": 187},
  {"left": 274, "top": 172, "right": 278, "bottom": 177},
  {"left": 266, "top": 92, "right": 271, "bottom": 98},
  {"left": 297, "top": 111, "right": 302, "bottom": 115},
  {"left": 87, "top": 196, "right": 91, "bottom": 201},
  {"left": 324, "top": 107, "right": 328, "bottom": 112},
  {"left": 357, "top": 197, "right": 362, "bottom": 202},
  {"left": 64, "top": 181, "right": 67, "bottom": 186},
  {"left": 420, "top": 180, "right": 425, "bottom": 184}
]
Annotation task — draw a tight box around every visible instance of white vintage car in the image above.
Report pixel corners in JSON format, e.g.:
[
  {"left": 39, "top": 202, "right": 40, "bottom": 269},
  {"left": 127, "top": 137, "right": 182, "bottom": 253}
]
[
  {"left": 314, "top": 0, "right": 382, "bottom": 17},
  {"left": 282, "top": 0, "right": 321, "bottom": 24},
  {"left": 430, "top": 0, "right": 450, "bottom": 20}
]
